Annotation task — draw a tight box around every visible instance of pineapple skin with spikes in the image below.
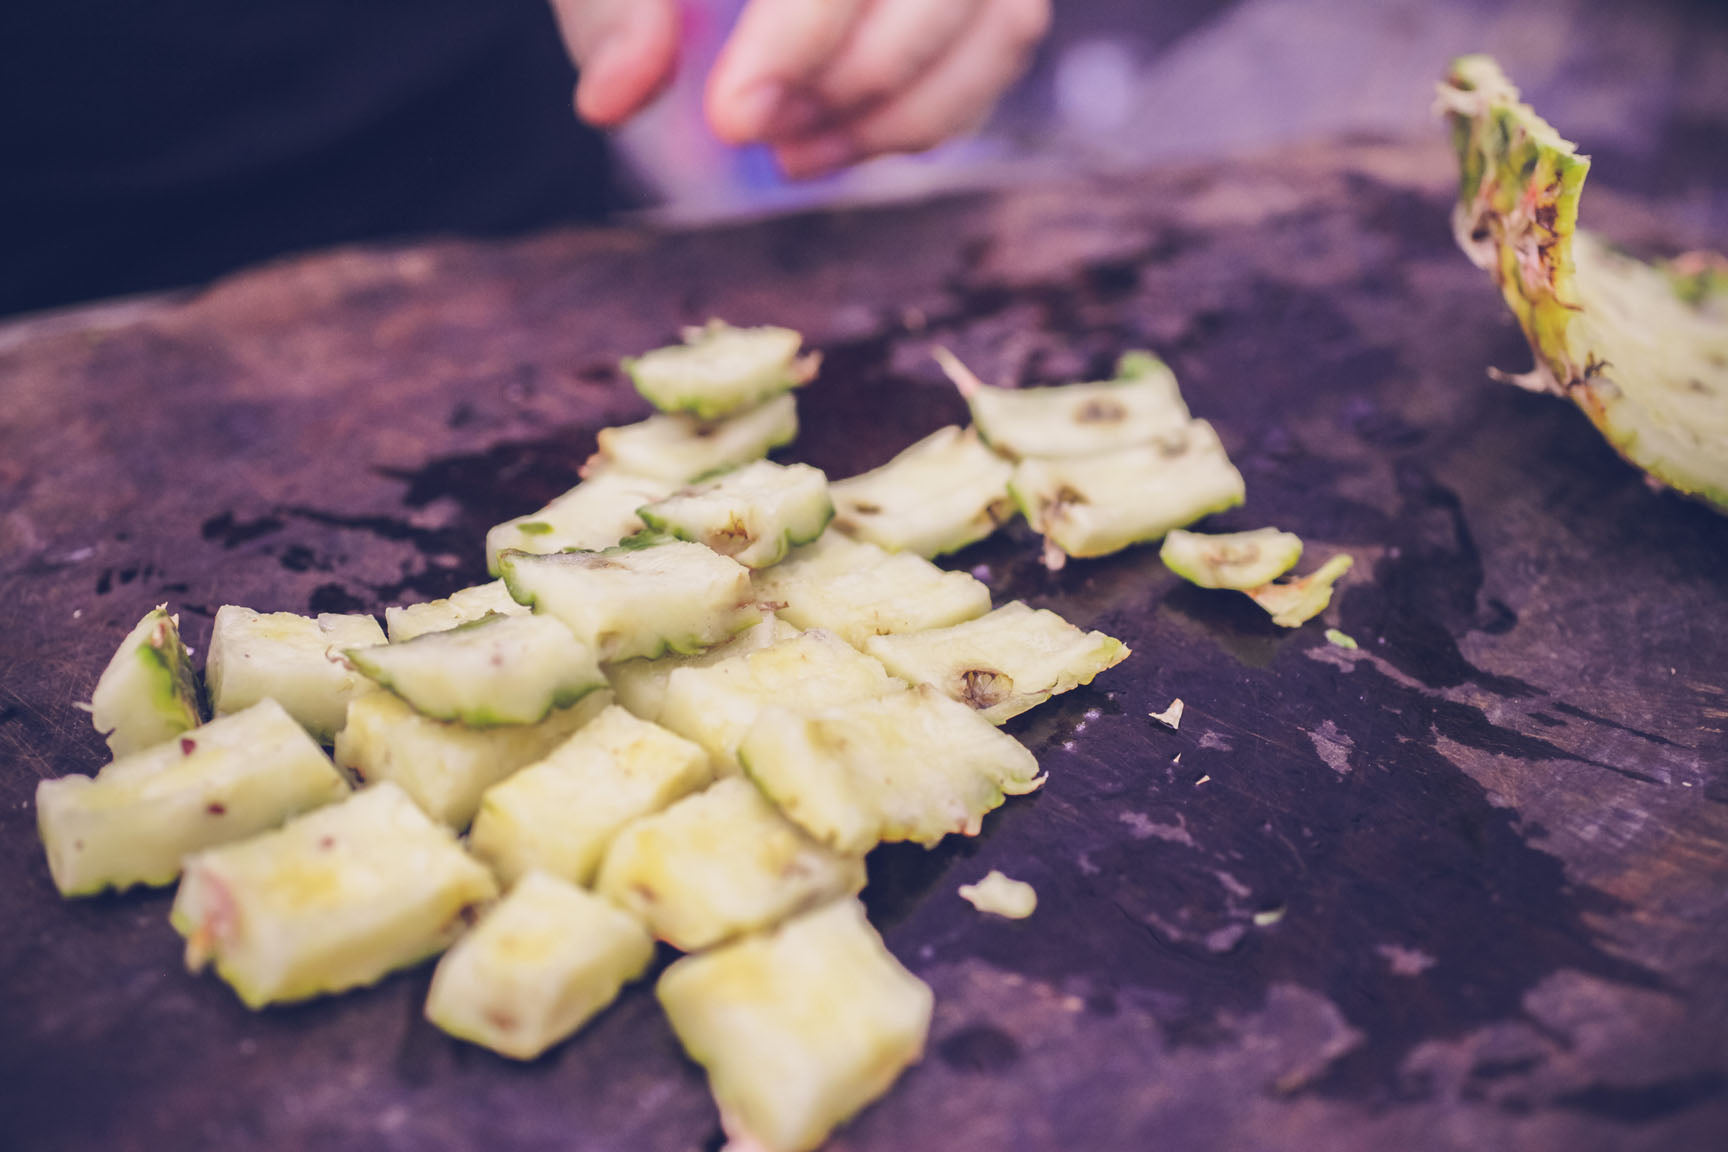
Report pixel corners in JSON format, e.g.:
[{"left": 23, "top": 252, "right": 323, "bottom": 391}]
[
  {"left": 862, "top": 601, "right": 1130, "bottom": 725},
  {"left": 828, "top": 425, "right": 1015, "bottom": 558},
  {"left": 37, "top": 698, "right": 349, "bottom": 897},
  {"left": 205, "top": 605, "right": 387, "bottom": 744},
  {"left": 332, "top": 688, "right": 613, "bottom": 829},
  {"left": 1160, "top": 527, "right": 1304, "bottom": 590},
  {"left": 467, "top": 704, "right": 712, "bottom": 888},
  {"left": 623, "top": 321, "right": 816, "bottom": 421},
  {"left": 606, "top": 615, "right": 800, "bottom": 724},
  {"left": 425, "top": 871, "right": 654, "bottom": 1060},
  {"left": 384, "top": 581, "right": 529, "bottom": 643},
  {"left": 170, "top": 782, "right": 498, "bottom": 1008},
  {"left": 637, "top": 459, "right": 834, "bottom": 569},
  {"left": 345, "top": 613, "right": 606, "bottom": 729},
  {"left": 89, "top": 604, "right": 201, "bottom": 757},
  {"left": 597, "top": 777, "right": 867, "bottom": 952},
  {"left": 657, "top": 899, "right": 933, "bottom": 1152},
  {"left": 588, "top": 393, "right": 799, "bottom": 484},
  {"left": 484, "top": 470, "right": 675, "bottom": 576}
]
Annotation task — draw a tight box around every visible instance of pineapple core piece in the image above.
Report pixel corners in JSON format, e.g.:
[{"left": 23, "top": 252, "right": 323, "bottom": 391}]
[
  {"left": 606, "top": 615, "right": 799, "bottom": 724},
  {"left": 384, "top": 580, "right": 528, "bottom": 643},
  {"left": 425, "top": 871, "right": 654, "bottom": 1060},
  {"left": 658, "top": 899, "right": 932, "bottom": 1152},
  {"left": 657, "top": 629, "right": 906, "bottom": 778},
  {"left": 485, "top": 470, "right": 675, "bottom": 576},
  {"left": 333, "top": 688, "right": 613, "bottom": 829},
  {"left": 499, "top": 539, "right": 760, "bottom": 664},
  {"left": 37, "top": 698, "right": 349, "bottom": 897},
  {"left": 638, "top": 459, "right": 834, "bottom": 569},
  {"left": 1160, "top": 527, "right": 1303, "bottom": 589},
  {"left": 467, "top": 704, "right": 712, "bottom": 888},
  {"left": 89, "top": 604, "right": 201, "bottom": 758},
  {"left": 623, "top": 320, "right": 817, "bottom": 420},
  {"left": 863, "top": 601, "right": 1130, "bottom": 725},
  {"left": 171, "top": 781, "right": 498, "bottom": 1008},
  {"left": 345, "top": 613, "right": 606, "bottom": 728},
  {"left": 205, "top": 604, "right": 386, "bottom": 744},
  {"left": 597, "top": 778, "right": 867, "bottom": 951},
  {"left": 587, "top": 392, "right": 799, "bottom": 484},
  {"left": 828, "top": 425, "right": 1015, "bottom": 559},
  {"left": 739, "top": 684, "right": 1044, "bottom": 855}
]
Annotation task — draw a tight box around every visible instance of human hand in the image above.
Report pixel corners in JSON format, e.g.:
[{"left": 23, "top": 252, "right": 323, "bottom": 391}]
[{"left": 548, "top": 0, "right": 1051, "bottom": 179}]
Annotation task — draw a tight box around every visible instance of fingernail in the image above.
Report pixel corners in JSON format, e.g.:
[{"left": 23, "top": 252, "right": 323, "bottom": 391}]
[
  {"left": 575, "top": 42, "right": 628, "bottom": 124},
  {"left": 728, "top": 81, "right": 785, "bottom": 141}
]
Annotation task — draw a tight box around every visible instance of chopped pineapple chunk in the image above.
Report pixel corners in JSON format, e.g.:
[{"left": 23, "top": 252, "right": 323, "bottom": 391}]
[
  {"left": 953, "top": 349, "right": 1191, "bottom": 460},
  {"left": 89, "top": 604, "right": 201, "bottom": 757},
  {"left": 588, "top": 393, "right": 799, "bottom": 483},
  {"left": 384, "top": 580, "right": 529, "bottom": 643},
  {"left": 624, "top": 321, "right": 817, "bottom": 420},
  {"left": 958, "top": 870, "right": 1038, "bottom": 919},
  {"left": 828, "top": 425, "right": 1014, "bottom": 558},
  {"left": 206, "top": 605, "right": 386, "bottom": 743},
  {"left": 606, "top": 616, "right": 799, "bottom": 724},
  {"left": 1160, "top": 527, "right": 1303, "bottom": 589},
  {"left": 638, "top": 459, "right": 833, "bottom": 568},
  {"left": 485, "top": 470, "right": 675, "bottom": 575}
]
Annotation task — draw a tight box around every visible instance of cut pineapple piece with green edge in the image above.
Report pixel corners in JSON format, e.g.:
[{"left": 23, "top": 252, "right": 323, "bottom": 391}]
[
  {"left": 623, "top": 321, "right": 819, "bottom": 420},
  {"left": 37, "top": 698, "right": 348, "bottom": 897},
  {"left": 385, "top": 581, "right": 529, "bottom": 643},
  {"left": 345, "top": 613, "right": 605, "bottom": 728},
  {"left": 829, "top": 425, "right": 1015, "bottom": 558},
  {"left": 485, "top": 470, "right": 675, "bottom": 576},
  {"left": 1011, "top": 421, "right": 1246, "bottom": 566},
  {"left": 206, "top": 605, "right": 386, "bottom": 744},
  {"left": 752, "top": 532, "right": 991, "bottom": 649},
  {"left": 500, "top": 539, "right": 760, "bottom": 663},
  {"left": 1247, "top": 554, "right": 1355, "bottom": 628},
  {"left": 468, "top": 704, "right": 712, "bottom": 888},
  {"left": 658, "top": 629, "right": 906, "bottom": 777},
  {"left": 588, "top": 392, "right": 799, "bottom": 484},
  {"left": 658, "top": 898, "right": 932, "bottom": 1152},
  {"left": 740, "top": 685, "right": 1044, "bottom": 855},
  {"left": 89, "top": 604, "right": 201, "bottom": 757},
  {"left": 598, "top": 778, "right": 867, "bottom": 952},
  {"left": 937, "top": 347, "right": 1190, "bottom": 460},
  {"left": 425, "top": 871, "right": 654, "bottom": 1060},
  {"left": 1439, "top": 56, "right": 1728, "bottom": 512},
  {"left": 171, "top": 781, "right": 497, "bottom": 1008},
  {"left": 1160, "top": 527, "right": 1303, "bottom": 590},
  {"left": 638, "top": 459, "right": 833, "bottom": 569},
  {"left": 334, "top": 688, "right": 613, "bottom": 828},
  {"left": 862, "top": 601, "right": 1130, "bottom": 725},
  {"left": 606, "top": 615, "right": 799, "bottom": 724}
]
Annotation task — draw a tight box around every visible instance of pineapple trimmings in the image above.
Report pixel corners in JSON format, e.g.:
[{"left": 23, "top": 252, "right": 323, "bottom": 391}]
[{"left": 957, "top": 870, "right": 1038, "bottom": 919}]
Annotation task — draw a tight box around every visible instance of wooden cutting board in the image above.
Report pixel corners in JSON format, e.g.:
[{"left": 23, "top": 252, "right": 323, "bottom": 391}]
[{"left": 2, "top": 139, "right": 1725, "bottom": 1152}]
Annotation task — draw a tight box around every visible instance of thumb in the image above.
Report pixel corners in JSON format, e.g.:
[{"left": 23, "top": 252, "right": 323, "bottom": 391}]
[{"left": 548, "top": 0, "right": 681, "bottom": 128}]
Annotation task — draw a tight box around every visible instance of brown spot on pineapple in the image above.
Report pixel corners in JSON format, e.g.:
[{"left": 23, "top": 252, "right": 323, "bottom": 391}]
[
  {"left": 318, "top": 835, "right": 336, "bottom": 850},
  {"left": 180, "top": 737, "right": 197, "bottom": 755},
  {"left": 706, "top": 514, "right": 755, "bottom": 556},
  {"left": 631, "top": 884, "right": 659, "bottom": 905},
  {"left": 957, "top": 669, "right": 1013, "bottom": 710},
  {"left": 206, "top": 802, "right": 226, "bottom": 816},
  {"left": 1074, "top": 398, "right": 1128, "bottom": 424},
  {"left": 849, "top": 501, "right": 882, "bottom": 516},
  {"left": 564, "top": 553, "right": 624, "bottom": 571},
  {"left": 485, "top": 1008, "right": 519, "bottom": 1032}
]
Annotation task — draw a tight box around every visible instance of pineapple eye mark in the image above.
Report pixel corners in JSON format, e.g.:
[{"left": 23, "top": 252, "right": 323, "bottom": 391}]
[
  {"left": 1074, "top": 398, "right": 1128, "bottom": 424},
  {"left": 849, "top": 501, "right": 882, "bottom": 515},
  {"left": 957, "top": 669, "right": 1013, "bottom": 710},
  {"left": 707, "top": 515, "right": 755, "bottom": 556},
  {"left": 1213, "top": 543, "right": 1262, "bottom": 566},
  {"left": 565, "top": 553, "right": 625, "bottom": 570},
  {"left": 1153, "top": 432, "right": 1192, "bottom": 458},
  {"left": 485, "top": 1008, "right": 519, "bottom": 1032},
  {"left": 206, "top": 802, "right": 227, "bottom": 816},
  {"left": 180, "top": 737, "right": 198, "bottom": 755}
]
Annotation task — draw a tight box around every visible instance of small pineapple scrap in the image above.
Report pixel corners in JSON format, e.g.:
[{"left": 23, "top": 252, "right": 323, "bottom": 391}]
[
  {"left": 958, "top": 870, "right": 1037, "bottom": 919},
  {"left": 424, "top": 871, "right": 654, "bottom": 1060},
  {"left": 752, "top": 532, "right": 991, "bottom": 649},
  {"left": 333, "top": 688, "right": 613, "bottom": 828},
  {"left": 205, "top": 605, "right": 387, "bottom": 744},
  {"left": 171, "top": 781, "right": 498, "bottom": 1008},
  {"left": 1009, "top": 421, "right": 1247, "bottom": 565},
  {"left": 658, "top": 899, "right": 932, "bottom": 1152},
  {"left": 467, "top": 704, "right": 712, "bottom": 888},
  {"left": 1160, "top": 528, "right": 1303, "bottom": 589},
  {"left": 1246, "top": 554, "right": 1355, "bottom": 628},
  {"left": 637, "top": 459, "right": 834, "bottom": 569},
  {"left": 597, "top": 778, "right": 867, "bottom": 952},
  {"left": 384, "top": 580, "right": 529, "bottom": 643},
  {"left": 828, "top": 425, "right": 1015, "bottom": 558},
  {"left": 623, "top": 321, "right": 819, "bottom": 421},
  {"left": 499, "top": 539, "right": 761, "bottom": 664},
  {"left": 588, "top": 393, "right": 799, "bottom": 484},
  {"left": 88, "top": 604, "right": 201, "bottom": 757},
  {"left": 657, "top": 629, "right": 905, "bottom": 777},
  {"left": 606, "top": 615, "right": 799, "bottom": 724},
  {"left": 740, "top": 685, "right": 1044, "bottom": 855},
  {"left": 346, "top": 613, "right": 606, "bottom": 728},
  {"left": 941, "top": 348, "right": 1191, "bottom": 460},
  {"left": 37, "top": 698, "right": 349, "bottom": 897},
  {"left": 485, "top": 470, "right": 675, "bottom": 575},
  {"left": 862, "top": 601, "right": 1129, "bottom": 725}
]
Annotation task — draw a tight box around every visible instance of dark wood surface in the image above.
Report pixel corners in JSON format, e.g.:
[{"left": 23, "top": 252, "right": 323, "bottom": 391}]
[{"left": 2, "top": 140, "right": 1725, "bottom": 1152}]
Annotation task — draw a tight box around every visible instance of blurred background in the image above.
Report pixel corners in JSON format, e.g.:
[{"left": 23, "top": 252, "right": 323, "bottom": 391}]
[{"left": 3, "top": 0, "right": 1726, "bottom": 320}]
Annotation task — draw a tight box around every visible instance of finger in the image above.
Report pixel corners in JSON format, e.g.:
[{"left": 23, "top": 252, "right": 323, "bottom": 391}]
[
  {"left": 705, "top": 0, "right": 871, "bottom": 144},
  {"left": 548, "top": 0, "right": 681, "bottom": 127},
  {"left": 774, "top": 0, "right": 1049, "bottom": 178},
  {"left": 813, "top": 0, "right": 987, "bottom": 119}
]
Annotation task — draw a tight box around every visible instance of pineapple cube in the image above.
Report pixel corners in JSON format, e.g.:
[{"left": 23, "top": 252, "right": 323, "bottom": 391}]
[
  {"left": 597, "top": 778, "right": 867, "bottom": 951},
  {"left": 829, "top": 425, "right": 1014, "bottom": 558},
  {"left": 37, "top": 698, "right": 349, "bottom": 897},
  {"left": 88, "top": 604, "right": 201, "bottom": 757},
  {"left": 1160, "top": 527, "right": 1303, "bottom": 590},
  {"left": 170, "top": 781, "right": 498, "bottom": 1007},
  {"left": 638, "top": 459, "right": 833, "bottom": 569},
  {"left": 658, "top": 899, "right": 932, "bottom": 1152},
  {"left": 333, "top": 688, "right": 612, "bottom": 828},
  {"left": 484, "top": 470, "right": 674, "bottom": 576},
  {"left": 205, "top": 605, "right": 386, "bottom": 743},
  {"left": 588, "top": 393, "right": 799, "bottom": 484},
  {"left": 424, "top": 871, "right": 654, "bottom": 1060},
  {"left": 384, "top": 580, "right": 529, "bottom": 643},
  {"left": 623, "top": 321, "right": 816, "bottom": 420},
  {"left": 958, "top": 349, "right": 1191, "bottom": 460},
  {"left": 606, "top": 615, "right": 799, "bottom": 724},
  {"left": 467, "top": 704, "right": 711, "bottom": 888}
]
